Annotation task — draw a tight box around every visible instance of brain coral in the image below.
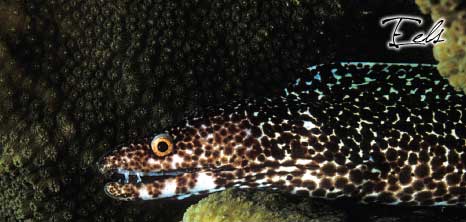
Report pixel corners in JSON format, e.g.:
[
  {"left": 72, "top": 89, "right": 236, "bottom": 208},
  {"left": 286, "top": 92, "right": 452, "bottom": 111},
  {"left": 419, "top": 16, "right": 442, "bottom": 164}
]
[
  {"left": 183, "top": 189, "right": 346, "bottom": 222},
  {"left": 0, "top": 0, "right": 345, "bottom": 221},
  {"left": 415, "top": 0, "right": 466, "bottom": 93}
]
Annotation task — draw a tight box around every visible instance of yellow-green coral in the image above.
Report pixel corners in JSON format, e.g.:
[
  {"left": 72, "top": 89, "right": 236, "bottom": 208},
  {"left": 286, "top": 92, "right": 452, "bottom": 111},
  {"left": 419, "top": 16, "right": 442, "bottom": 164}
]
[
  {"left": 183, "top": 189, "right": 346, "bottom": 222},
  {"left": 416, "top": 0, "right": 466, "bottom": 93}
]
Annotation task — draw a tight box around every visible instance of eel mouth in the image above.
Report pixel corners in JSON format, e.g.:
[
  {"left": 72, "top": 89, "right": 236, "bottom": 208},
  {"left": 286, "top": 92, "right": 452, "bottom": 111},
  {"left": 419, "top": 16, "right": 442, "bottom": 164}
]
[
  {"left": 100, "top": 165, "right": 238, "bottom": 200},
  {"left": 101, "top": 168, "right": 195, "bottom": 200},
  {"left": 101, "top": 168, "right": 193, "bottom": 185},
  {"left": 100, "top": 163, "right": 238, "bottom": 184}
]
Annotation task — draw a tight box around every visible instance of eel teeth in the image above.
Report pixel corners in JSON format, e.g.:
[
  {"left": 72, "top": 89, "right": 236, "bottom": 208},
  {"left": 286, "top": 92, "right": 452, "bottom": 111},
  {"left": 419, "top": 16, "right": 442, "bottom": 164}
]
[{"left": 124, "top": 172, "right": 129, "bottom": 183}]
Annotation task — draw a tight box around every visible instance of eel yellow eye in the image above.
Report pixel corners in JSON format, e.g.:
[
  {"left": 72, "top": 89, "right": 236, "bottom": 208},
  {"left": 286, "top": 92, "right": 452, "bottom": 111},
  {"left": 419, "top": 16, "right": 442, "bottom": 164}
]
[{"left": 150, "top": 134, "right": 174, "bottom": 157}]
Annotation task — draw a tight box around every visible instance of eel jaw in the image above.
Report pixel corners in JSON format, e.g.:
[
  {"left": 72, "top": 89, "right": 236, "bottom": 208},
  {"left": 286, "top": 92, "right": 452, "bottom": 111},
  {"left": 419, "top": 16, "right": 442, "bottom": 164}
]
[
  {"left": 100, "top": 167, "right": 185, "bottom": 200},
  {"left": 101, "top": 167, "right": 226, "bottom": 201}
]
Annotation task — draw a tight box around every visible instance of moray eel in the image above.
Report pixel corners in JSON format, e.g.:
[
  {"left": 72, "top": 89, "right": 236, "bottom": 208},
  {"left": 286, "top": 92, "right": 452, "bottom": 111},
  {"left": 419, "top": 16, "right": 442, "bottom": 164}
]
[{"left": 98, "top": 62, "right": 466, "bottom": 206}]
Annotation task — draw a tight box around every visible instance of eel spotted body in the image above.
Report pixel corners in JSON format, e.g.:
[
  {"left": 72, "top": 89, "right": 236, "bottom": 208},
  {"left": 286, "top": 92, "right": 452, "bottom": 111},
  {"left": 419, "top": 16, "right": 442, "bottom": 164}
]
[{"left": 98, "top": 62, "right": 466, "bottom": 206}]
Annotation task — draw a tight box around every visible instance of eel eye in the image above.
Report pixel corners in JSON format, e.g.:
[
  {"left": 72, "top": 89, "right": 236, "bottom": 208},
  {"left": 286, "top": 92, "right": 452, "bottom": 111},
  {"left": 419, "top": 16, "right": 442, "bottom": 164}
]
[{"left": 150, "top": 134, "right": 174, "bottom": 157}]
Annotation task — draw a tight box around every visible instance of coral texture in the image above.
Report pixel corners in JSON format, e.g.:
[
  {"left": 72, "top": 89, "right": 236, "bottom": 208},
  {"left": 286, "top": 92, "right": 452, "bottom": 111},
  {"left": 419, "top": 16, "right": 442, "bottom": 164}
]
[
  {"left": 0, "top": 0, "right": 344, "bottom": 221},
  {"left": 183, "top": 189, "right": 346, "bottom": 222},
  {"left": 415, "top": 0, "right": 466, "bottom": 93}
]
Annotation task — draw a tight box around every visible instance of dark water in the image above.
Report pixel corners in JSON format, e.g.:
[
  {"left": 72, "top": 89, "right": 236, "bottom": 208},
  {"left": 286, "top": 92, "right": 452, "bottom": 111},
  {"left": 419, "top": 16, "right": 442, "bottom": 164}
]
[{"left": 334, "top": 0, "right": 436, "bottom": 63}]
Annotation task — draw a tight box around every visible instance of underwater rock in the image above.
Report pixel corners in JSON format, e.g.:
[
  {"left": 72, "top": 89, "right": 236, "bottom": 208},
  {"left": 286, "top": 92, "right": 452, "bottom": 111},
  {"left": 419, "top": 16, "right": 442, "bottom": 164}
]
[
  {"left": 415, "top": 0, "right": 466, "bottom": 93},
  {"left": 183, "top": 189, "right": 346, "bottom": 222}
]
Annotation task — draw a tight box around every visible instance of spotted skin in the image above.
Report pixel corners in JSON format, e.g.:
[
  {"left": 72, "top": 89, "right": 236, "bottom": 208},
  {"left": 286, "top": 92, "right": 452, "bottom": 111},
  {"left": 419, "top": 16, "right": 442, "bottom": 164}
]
[{"left": 99, "top": 62, "right": 466, "bottom": 206}]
